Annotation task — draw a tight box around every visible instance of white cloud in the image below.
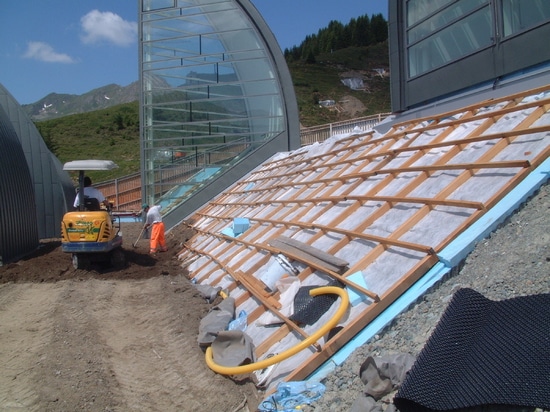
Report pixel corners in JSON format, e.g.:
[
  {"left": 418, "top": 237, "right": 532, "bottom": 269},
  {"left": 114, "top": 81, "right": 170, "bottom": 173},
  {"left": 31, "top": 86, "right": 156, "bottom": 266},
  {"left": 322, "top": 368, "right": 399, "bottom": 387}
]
[
  {"left": 22, "top": 41, "right": 75, "bottom": 63},
  {"left": 80, "top": 10, "right": 137, "bottom": 47}
]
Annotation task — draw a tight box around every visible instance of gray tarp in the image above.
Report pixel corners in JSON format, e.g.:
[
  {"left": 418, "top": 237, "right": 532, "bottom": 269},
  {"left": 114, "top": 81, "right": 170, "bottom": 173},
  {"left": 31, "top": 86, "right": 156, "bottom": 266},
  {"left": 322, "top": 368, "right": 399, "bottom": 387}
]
[
  {"left": 211, "top": 330, "right": 255, "bottom": 367},
  {"left": 197, "top": 297, "right": 235, "bottom": 347}
]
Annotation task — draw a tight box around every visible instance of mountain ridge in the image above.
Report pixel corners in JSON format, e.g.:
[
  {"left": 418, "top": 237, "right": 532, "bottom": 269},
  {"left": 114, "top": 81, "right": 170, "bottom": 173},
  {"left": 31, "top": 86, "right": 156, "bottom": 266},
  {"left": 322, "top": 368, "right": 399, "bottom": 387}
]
[{"left": 23, "top": 82, "right": 140, "bottom": 121}]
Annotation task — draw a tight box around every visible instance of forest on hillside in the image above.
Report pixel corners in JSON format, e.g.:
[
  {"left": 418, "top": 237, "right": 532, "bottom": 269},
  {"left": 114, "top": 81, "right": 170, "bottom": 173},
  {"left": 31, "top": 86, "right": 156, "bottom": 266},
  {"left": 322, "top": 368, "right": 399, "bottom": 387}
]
[{"left": 284, "top": 13, "right": 388, "bottom": 63}]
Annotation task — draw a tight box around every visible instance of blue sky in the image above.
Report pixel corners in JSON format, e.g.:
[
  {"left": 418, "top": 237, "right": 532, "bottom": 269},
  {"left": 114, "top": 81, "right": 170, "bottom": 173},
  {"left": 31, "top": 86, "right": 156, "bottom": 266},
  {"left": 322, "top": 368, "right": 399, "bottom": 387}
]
[{"left": 0, "top": 0, "right": 387, "bottom": 105}]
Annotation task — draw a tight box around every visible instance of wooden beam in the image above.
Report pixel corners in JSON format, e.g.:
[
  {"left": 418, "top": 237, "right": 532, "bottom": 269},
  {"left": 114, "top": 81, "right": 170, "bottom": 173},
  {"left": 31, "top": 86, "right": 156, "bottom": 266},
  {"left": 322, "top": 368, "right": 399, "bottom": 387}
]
[
  {"left": 210, "top": 195, "right": 485, "bottom": 210},
  {"left": 231, "top": 270, "right": 321, "bottom": 352},
  {"left": 266, "top": 241, "right": 380, "bottom": 303},
  {"left": 274, "top": 236, "right": 348, "bottom": 269}
]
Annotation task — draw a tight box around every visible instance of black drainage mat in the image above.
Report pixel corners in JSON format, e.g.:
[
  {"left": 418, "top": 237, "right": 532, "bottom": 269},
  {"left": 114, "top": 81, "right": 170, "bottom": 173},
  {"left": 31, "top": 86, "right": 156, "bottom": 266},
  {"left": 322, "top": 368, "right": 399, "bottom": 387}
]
[
  {"left": 289, "top": 280, "right": 343, "bottom": 326},
  {"left": 394, "top": 288, "right": 550, "bottom": 411}
]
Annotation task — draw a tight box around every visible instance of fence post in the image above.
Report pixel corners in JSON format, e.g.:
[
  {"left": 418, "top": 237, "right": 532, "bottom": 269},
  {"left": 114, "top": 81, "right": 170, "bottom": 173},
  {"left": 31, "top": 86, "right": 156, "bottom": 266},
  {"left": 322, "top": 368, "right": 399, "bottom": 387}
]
[{"left": 115, "top": 178, "right": 119, "bottom": 211}]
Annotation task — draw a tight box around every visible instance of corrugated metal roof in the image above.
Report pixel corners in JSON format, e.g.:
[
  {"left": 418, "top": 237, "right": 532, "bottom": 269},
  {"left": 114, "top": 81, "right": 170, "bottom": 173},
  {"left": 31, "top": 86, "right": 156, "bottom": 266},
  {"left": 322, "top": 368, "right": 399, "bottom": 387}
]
[
  {"left": 0, "top": 83, "right": 75, "bottom": 241},
  {"left": 0, "top": 104, "right": 38, "bottom": 263}
]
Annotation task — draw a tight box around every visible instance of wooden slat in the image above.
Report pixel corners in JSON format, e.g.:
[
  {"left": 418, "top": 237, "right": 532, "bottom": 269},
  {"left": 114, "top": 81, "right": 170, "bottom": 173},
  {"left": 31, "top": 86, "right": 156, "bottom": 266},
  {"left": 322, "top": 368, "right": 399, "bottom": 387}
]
[
  {"left": 207, "top": 232, "right": 380, "bottom": 303},
  {"left": 211, "top": 194, "right": 485, "bottom": 210},
  {"left": 222, "top": 119, "right": 546, "bottom": 193},
  {"left": 273, "top": 236, "right": 349, "bottom": 270},
  {"left": 265, "top": 240, "right": 380, "bottom": 303},
  {"left": 268, "top": 239, "right": 345, "bottom": 275},
  {"left": 226, "top": 158, "right": 532, "bottom": 194},
  {"left": 234, "top": 270, "right": 281, "bottom": 309},
  {"left": 186, "top": 247, "right": 322, "bottom": 350}
]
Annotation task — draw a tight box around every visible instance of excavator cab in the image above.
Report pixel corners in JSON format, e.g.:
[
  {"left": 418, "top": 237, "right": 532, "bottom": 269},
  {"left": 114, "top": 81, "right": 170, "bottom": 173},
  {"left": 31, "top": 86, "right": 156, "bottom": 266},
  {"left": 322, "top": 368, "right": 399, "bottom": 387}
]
[{"left": 61, "top": 160, "right": 124, "bottom": 270}]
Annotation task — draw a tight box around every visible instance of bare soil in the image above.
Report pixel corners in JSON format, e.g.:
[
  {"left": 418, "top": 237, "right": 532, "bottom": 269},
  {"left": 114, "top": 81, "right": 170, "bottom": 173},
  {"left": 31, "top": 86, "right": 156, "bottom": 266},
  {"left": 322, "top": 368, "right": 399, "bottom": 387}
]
[
  {"left": 0, "top": 221, "right": 261, "bottom": 411},
  {"left": 338, "top": 95, "right": 366, "bottom": 118}
]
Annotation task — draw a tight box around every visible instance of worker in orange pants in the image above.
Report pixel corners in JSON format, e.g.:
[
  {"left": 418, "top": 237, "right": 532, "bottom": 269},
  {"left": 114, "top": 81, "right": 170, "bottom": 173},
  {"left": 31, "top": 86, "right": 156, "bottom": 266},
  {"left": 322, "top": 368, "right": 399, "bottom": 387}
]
[{"left": 142, "top": 204, "right": 168, "bottom": 255}]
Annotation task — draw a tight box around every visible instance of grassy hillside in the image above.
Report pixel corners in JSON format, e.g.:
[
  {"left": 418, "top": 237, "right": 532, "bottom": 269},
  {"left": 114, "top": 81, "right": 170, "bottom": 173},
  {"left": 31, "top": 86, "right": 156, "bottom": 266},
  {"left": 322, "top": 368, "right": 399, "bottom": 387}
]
[
  {"left": 35, "top": 43, "right": 390, "bottom": 182},
  {"left": 292, "top": 42, "right": 390, "bottom": 126},
  {"left": 36, "top": 102, "right": 140, "bottom": 182}
]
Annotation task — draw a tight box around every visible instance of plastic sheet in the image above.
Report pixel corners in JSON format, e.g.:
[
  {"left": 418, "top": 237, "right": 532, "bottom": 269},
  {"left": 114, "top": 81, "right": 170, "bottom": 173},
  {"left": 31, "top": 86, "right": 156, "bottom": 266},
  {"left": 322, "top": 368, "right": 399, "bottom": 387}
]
[{"left": 258, "top": 381, "right": 326, "bottom": 412}]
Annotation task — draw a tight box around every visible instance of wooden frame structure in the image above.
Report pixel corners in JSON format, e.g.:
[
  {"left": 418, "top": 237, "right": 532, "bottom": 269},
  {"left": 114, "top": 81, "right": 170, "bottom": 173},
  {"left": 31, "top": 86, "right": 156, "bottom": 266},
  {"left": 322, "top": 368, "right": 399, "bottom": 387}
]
[{"left": 177, "top": 85, "right": 550, "bottom": 392}]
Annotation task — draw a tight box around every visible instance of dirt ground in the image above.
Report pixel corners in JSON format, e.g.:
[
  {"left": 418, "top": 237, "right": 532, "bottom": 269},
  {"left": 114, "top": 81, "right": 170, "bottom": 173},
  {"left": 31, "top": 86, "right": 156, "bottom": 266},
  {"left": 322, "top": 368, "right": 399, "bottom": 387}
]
[
  {"left": 338, "top": 95, "right": 366, "bottom": 118},
  {"left": 0, "top": 221, "right": 261, "bottom": 411}
]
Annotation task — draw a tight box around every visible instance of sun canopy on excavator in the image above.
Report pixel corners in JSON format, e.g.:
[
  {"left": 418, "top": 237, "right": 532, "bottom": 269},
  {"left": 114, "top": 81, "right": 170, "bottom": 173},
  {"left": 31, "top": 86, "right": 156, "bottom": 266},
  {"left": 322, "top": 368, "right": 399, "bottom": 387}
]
[
  {"left": 61, "top": 158, "right": 124, "bottom": 270},
  {"left": 63, "top": 160, "right": 118, "bottom": 171}
]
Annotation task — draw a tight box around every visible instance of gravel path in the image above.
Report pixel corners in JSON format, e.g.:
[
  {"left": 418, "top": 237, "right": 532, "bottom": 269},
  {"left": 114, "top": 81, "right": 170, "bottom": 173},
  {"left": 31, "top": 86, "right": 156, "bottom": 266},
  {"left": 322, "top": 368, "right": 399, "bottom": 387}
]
[{"left": 303, "top": 182, "right": 550, "bottom": 411}]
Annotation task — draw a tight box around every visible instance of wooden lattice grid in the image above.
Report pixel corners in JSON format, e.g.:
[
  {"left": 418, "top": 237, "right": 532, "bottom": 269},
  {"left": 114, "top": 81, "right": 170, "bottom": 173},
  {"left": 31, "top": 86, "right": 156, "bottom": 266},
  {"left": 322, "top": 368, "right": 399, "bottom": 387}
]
[{"left": 177, "top": 84, "right": 550, "bottom": 392}]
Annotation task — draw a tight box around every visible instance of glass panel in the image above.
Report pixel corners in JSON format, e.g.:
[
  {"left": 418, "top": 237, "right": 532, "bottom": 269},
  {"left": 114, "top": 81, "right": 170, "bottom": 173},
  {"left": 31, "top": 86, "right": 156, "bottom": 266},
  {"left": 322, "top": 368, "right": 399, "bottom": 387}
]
[
  {"left": 406, "top": 0, "right": 453, "bottom": 26},
  {"left": 177, "top": 0, "right": 229, "bottom": 6},
  {"left": 502, "top": 0, "right": 550, "bottom": 37},
  {"left": 141, "top": 0, "right": 286, "bottom": 209},
  {"left": 143, "top": 0, "right": 175, "bottom": 12},
  {"left": 408, "top": 6, "right": 492, "bottom": 77},
  {"left": 143, "top": 2, "right": 234, "bottom": 20},
  {"left": 408, "top": 0, "right": 487, "bottom": 44}
]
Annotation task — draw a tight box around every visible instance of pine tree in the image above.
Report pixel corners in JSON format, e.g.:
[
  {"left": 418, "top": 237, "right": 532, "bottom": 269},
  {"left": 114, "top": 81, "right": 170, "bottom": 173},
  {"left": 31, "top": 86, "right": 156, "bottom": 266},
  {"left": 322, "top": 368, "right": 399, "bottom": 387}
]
[{"left": 284, "top": 13, "right": 388, "bottom": 62}]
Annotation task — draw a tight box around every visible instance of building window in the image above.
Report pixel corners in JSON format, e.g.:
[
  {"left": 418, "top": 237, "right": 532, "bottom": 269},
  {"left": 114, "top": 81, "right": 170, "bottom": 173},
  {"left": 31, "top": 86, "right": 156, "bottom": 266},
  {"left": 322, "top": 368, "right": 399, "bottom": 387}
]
[
  {"left": 502, "top": 0, "right": 550, "bottom": 37},
  {"left": 406, "top": 0, "right": 492, "bottom": 78}
]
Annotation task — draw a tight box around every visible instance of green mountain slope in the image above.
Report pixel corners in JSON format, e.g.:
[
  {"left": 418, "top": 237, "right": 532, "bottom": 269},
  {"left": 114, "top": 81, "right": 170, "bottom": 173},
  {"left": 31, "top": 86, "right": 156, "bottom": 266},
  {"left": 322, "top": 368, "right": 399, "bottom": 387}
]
[
  {"left": 24, "top": 83, "right": 140, "bottom": 121},
  {"left": 292, "top": 42, "right": 390, "bottom": 126},
  {"left": 36, "top": 102, "right": 140, "bottom": 182}
]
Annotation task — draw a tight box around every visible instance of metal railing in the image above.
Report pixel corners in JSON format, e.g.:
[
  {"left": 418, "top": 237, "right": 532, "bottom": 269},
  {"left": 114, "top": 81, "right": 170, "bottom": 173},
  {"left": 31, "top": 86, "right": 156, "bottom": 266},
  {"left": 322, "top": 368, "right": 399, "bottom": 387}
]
[
  {"left": 96, "top": 113, "right": 390, "bottom": 211},
  {"left": 95, "top": 142, "right": 250, "bottom": 212},
  {"left": 96, "top": 172, "right": 142, "bottom": 212},
  {"left": 300, "top": 113, "right": 390, "bottom": 146}
]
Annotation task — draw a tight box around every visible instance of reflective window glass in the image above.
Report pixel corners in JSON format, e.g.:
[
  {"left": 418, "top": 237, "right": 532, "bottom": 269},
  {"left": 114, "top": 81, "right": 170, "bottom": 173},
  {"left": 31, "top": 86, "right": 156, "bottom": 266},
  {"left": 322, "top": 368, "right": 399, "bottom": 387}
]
[
  {"left": 408, "top": 4, "right": 492, "bottom": 77},
  {"left": 140, "top": 0, "right": 286, "bottom": 209},
  {"left": 407, "top": 0, "right": 454, "bottom": 26},
  {"left": 502, "top": 0, "right": 550, "bottom": 37},
  {"left": 408, "top": 0, "right": 487, "bottom": 44},
  {"left": 143, "top": 0, "right": 175, "bottom": 12}
]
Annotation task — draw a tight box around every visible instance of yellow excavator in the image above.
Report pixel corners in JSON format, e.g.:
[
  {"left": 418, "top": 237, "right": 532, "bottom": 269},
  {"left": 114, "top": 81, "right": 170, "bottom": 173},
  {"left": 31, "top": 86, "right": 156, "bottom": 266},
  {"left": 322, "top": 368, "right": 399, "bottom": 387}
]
[{"left": 61, "top": 160, "right": 125, "bottom": 270}]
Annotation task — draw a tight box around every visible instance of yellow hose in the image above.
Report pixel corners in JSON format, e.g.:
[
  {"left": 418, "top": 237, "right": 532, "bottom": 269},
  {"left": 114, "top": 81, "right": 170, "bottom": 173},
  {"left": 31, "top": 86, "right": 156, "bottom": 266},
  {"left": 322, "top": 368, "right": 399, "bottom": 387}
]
[{"left": 205, "top": 286, "right": 349, "bottom": 375}]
